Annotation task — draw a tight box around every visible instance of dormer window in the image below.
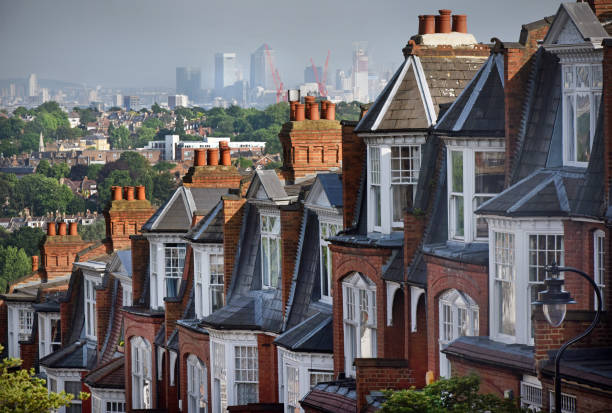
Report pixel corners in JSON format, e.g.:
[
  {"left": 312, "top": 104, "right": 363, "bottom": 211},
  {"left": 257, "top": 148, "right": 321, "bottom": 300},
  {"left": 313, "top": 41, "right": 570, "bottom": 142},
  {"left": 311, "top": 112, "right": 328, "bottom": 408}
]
[
  {"left": 448, "top": 148, "right": 504, "bottom": 242},
  {"left": 320, "top": 220, "right": 342, "bottom": 302},
  {"left": 85, "top": 275, "right": 101, "bottom": 340},
  {"left": 368, "top": 144, "right": 421, "bottom": 234},
  {"left": 260, "top": 211, "right": 281, "bottom": 289},
  {"left": 149, "top": 240, "right": 186, "bottom": 309},
  {"left": 562, "top": 63, "right": 602, "bottom": 166},
  {"left": 194, "top": 247, "right": 225, "bottom": 318}
]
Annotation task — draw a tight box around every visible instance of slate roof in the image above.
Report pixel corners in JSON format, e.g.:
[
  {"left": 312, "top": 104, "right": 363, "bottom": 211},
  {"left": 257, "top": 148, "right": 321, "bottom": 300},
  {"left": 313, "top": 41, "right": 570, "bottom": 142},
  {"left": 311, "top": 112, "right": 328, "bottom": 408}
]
[
  {"left": 300, "top": 379, "right": 357, "bottom": 413},
  {"left": 275, "top": 312, "right": 332, "bottom": 353},
  {"left": 442, "top": 336, "right": 535, "bottom": 373},
  {"left": 142, "top": 186, "right": 230, "bottom": 232},
  {"left": 355, "top": 54, "right": 486, "bottom": 133},
  {"left": 540, "top": 347, "right": 612, "bottom": 391},
  {"left": 543, "top": 2, "right": 609, "bottom": 45},
  {"left": 83, "top": 357, "right": 125, "bottom": 390},
  {"left": 434, "top": 53, "right": 505, "bottom": 137},
  {"left": 247, "top": 170, "right": 288, "bottom": 200},
  {"left": 184, "top": 201, "right": 224, "bottom": 243},
  {"left": 317, "top": 173, "right": 343, "bottom": 208},
  {"left": 40, "top": 340, "right": 97, "bottom": 370}
]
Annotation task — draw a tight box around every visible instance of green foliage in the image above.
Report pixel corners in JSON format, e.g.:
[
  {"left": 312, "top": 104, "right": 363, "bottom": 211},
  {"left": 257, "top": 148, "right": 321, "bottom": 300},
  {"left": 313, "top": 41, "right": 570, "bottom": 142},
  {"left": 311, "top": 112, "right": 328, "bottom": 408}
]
[
  {"left": 380, "top": 375, "right": 525, "bottom": 413},
  {"left": 74, "top": 107, "right": 98, "bottom": 126},
  {"left": 0, "top": 226, "right": 45, "bottom": 257},
  {"left": 335, "top": 101, "right": 362, "bottom": 121},
  {"left": 78, "top": 220, "right": 106, "bottom": 241},
  {"left": 86, "top": 164, "right": 103, "bottom": 181},
  {"left": 36, "top": 161, "right": 69, "bottom": 180},
  {"left": 264, "top": 160, "right": 282, "bottom": 170},
  {"left": 142, "top": 117, "right": 164, "bottom": 130},
  {"left": 109, "top": 125, "right": 131, "bottom": 149},
  {"left": 0, "top": 246, "right": 31, "bottom": 293},
  {"left": 35, "top": 159, "right": 51, "bottom": 176},
  {"left": 153, "top": 161, "right": 176, "bottom": 173},
  {"left": 11, "top": 174, "right": 74, "bottom": 216},
  {"left": 152, "top": 172, "right": 175, "bottom": 205},
  {"left": 237, "top": 157, "right": 253, "bottom": 168},
  {"left": 135, "top": 126, "right": 156, "bottom": 147},
  {"left": 0, "top": 344, "right": 84, "bottom": 413},
  {"left": 108, "top": 106, "right": 122, "bottom": 112}
]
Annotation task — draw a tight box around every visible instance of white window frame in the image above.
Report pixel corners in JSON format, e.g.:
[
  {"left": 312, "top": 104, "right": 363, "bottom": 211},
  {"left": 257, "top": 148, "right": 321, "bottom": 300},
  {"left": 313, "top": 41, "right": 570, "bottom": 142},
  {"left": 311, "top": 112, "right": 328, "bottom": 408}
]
[
  {"left": 234, "top": 345, "right": 258, "bottom": 405},
  {"left": 562, "top": 63, "right": 602, "bottom": 167},
  {"left": 194, "top": 245, "right": 225, "bottom": 319},
  {"left": 121, "top": 282, "right": 132, "bottom": 307},
  {"left": 85, "top": 275, "right": 101, "bottom": 340},
  {"left": 130, "top": 336, "right": 152, "bottom": 410},
  {"left": 594, "top": 230, "right": 605, "bottom": 310},
  {"left": 520, "top": 375, "right": 543, "bottom": 411},
  {"left": 447, "top": 147, "right": 505, "bottom": 242},
  {"left": 90, "top": 389, "right": 126, "bottom": 413},
  {"left": 211, "top": 340, "right": 228, "bottom": 413},
  {"left": 367, "top": 143, "right": 421, "bottom": 234},
  {"left": 260, "top": 210, "right": 281, "bottom": 289},
  {"left": 149, "top": 237, "right": 187, "bottom": 309},
  {"left": 7, "top": 304, "right": 33, "bottom": 358},
  {"left": 319, "top": 219, "right": 342, "bottom": 304},
  {"left": 438, "top": 289, "right": 479, "bottom": 378},
  {"left": 164, "top": 242, "right": 186, "bottom": 299},
  {"left": 38, "top": 312, "right": 61, "bottom": 358},
  {"left": 342, "top": 272, "right": 377, "bottom": 377},
  {"left": 187, "top": 354, "right": 208, "bottom": 413},
  {"left": 488, "top": 218, "right": 564, "bottom": 345},
  {"left": 46, "top": 369, "right": 86, "bottom": 413}
]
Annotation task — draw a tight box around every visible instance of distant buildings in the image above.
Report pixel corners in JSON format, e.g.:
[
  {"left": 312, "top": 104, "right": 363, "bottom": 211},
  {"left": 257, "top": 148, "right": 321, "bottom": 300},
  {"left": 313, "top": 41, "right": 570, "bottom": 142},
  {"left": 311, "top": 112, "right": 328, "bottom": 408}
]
[
  {"left": 176, "top": 66, "right": 201, "bottom": 101},
  {"left": 113, "top": 94, "right": 122, "bottom": 108},
  {"left": 304, "top": 65, "right": 322, "bottom": 84},
  {"left": 122, "top": 95, "right": 139, "bottom": 111},
  {"left": 214, "top": 52, "right": 238, "bottom": 91},
  {"left": 250, "top": 44, "right": 274, "bottom": 90},
  {"left": 168, "top": 94, "right": 189, "bottom": 109},
  {"left": 352, "top": 43, "right": 369, "bottom": 102},
  {"left": 27, "top": 73, "right": 37, "bottom": 97}
]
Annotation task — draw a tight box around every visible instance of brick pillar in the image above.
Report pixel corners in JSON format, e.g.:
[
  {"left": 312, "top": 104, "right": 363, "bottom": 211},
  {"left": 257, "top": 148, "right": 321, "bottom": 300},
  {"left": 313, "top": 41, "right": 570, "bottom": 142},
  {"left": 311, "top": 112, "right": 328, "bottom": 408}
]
[
  {"left": 404, "top": 211, "right": 426, "bottom": 267},
  {"left": 603, "top": 39, "right": 612, "bottom": 204},
  {"left": 95, "top": 282, "right": 113, "bottom": 353},
  {"left": 355, "top": 359, "right": 415, "bottom": 411},
  {"left": 257, "top": 334, "right": 278, "bottom": 403},
  {"left": 20, "top": 341, "right": 37, "bottom": 370},
  {"left": 341, "top": 122, "right": 365, "bottom": 229},
  {"left": 130, "top": 235, "right": 149, "bottom": 304},
  {"left": 280, "top": 207, "right": 302, "bottom": 312},
  {"left": 222, "top": 196, "right": 246, "bottom": 295}
]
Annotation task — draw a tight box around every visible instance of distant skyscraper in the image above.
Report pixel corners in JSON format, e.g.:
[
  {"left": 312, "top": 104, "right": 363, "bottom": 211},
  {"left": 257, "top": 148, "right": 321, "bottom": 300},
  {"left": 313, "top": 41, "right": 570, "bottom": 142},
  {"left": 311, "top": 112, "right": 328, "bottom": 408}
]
[
  {"left": 250, "top": 45, "right": 274, "bottom": 90},
  {"left": 215, "top": 53, "right": 238, "bottom": 91},
  {"left": 176, "top": 67, "right": 201, "bottom": 101},
  {"left": 9, "top": 84, "right": 15, "bottom": 98},
  {"left": 168, "top": 94, "right": 189, "bottom": 109},
  {"left": 41, "top": 88, "right": 50, "bottom": 103},
  {"left": 304, "top": 65, "right": 323, "bottom": 84},
  {"left": 113, "top": 94, "right": 122, "bottom": 108},
  {"left": 352, "top": 43, "right": 369, "bottom": 103},
  {"left": 27, "top": 73, "right": 37, "bottom": 97},
  {"left": 123, "top": 95, "right": 139, "bottom": 111}
]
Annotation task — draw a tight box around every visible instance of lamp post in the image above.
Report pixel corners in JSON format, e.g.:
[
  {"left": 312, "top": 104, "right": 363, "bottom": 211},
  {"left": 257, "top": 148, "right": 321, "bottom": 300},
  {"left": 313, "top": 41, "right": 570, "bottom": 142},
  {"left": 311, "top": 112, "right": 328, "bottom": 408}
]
[{"left": 532, "top": 263, "right": 602, "bottom": 413}]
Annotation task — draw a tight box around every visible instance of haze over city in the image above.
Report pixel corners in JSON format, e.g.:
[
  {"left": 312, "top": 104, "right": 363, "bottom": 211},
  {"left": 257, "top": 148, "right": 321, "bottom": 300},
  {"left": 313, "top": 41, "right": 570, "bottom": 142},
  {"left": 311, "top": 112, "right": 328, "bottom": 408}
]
[{"left": 2, "top": 0, "right": 559, "bottom": 89}]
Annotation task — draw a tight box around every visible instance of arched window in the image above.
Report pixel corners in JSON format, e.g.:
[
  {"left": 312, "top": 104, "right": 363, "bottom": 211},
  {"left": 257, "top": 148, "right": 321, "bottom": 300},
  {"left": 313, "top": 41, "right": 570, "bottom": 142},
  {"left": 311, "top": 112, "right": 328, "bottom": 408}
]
[
  {"left": 187, "top": 354, "right": 208, "bottom": 413},
  {"left": 342, "top": 272, "right": 377, "bottom": 377},
  {"left": 131, "top": 337, "right": 152, "bottom": 409},
  {"left": 438, "top": 289, "right": 479, "bottom": 378}
]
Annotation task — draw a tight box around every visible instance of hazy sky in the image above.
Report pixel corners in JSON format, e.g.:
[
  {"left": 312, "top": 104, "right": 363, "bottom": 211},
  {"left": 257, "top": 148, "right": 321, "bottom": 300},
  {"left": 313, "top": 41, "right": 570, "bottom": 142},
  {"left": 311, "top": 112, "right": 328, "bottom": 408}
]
[{"left": 0, "top": 0, "right": 562, "bottom": 89}]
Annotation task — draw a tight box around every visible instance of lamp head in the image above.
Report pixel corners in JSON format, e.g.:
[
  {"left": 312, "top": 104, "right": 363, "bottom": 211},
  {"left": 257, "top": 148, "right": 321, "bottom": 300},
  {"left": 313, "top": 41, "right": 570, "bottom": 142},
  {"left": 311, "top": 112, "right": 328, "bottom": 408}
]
[{"left": 532, "top": 264, "right": 576, "bottom": 327}]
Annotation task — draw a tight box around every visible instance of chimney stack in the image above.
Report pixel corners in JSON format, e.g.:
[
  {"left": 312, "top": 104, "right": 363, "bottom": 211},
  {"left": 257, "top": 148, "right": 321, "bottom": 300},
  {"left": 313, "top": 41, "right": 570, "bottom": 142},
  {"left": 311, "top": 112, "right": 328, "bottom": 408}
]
[
  {"left": 194, "top": 148, "right": 207, "bottom": 166},
  {"left": 112, "top": 186, "right": 123, "bottom": 201},
  {"left": 47, "top": 222, "right": 56, "bottom": 236},
  {"left": 309, "top": 102, "right": 320, "bottom": 120},
  {"left": 57, "top": 222, "right": 67, "bottom": 236},
  {"left": 295, "top": 103, "right": 305, "bottom": 121},
  {"left": 136, "top": 185, "right": 146, "bottom": 201},
  {"left": 69, "top": 222, "right": 78, "bottom": 236},
  {"left": 220, "top": 142, "right": 231, "bottom": 166},
  {"left": 290, "top": 101, "right": 298, "bottom": 121},
  {"left": 452, "top": 14, "right": 467, "bottom": 33},
  {"left": 125, "top": 186, "right": 135, "bottom": 201},
  {"left": 208, "top": 148, "right": 219, "bottom": 166},
  {"left": 436, "top": 9, "right": 452, "bottom": 33},
  {"left": 31, "top": 255, "right": 39, "bottom": 272}
]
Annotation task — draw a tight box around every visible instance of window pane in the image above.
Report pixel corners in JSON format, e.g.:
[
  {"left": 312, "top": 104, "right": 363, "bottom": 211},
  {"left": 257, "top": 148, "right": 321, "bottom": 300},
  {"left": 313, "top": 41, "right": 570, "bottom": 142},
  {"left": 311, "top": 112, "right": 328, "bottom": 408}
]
[
  {"left": 369, "top": 147, "right": 380, "bottom": 185},
  {"left": 371, "top": 186, "right": 381, "bottom": 227},
  {"left": 270, "top": 238, "right": 280, "bottom": 288},
  {"left": 563, "top": 66, "right": 573, "bottom": 89},
  {"left": 65, "top": 381, "right": 81, "bottom": 395},
  {"left": 474, "top": 152, "right": 505, "bottom": 194},
  {"left": 452, "top": 195, "right": 464, "bottom": 237},
  {"left": 576, "top": 65, "right": 589, "bottom": 88},
  {"left": 262, "top": 237, "right": 269, "bottom": 286},
  {"left": 451, "top": 151, "right": 463, "bottom": 193},
  {"left": 474, "top": 196, "right": 490, "bottom": 238},
  {"left": 566, "top": 95, "right": 575, "bottom": 161},
  {"left": 592, "top": 65, "right": 602, "bottom": 88},
  {"left": 392, "top": 184, "right": 412, "bottom": 222},
  {"left": 321, "top": 246, "right": 329, "bottom": 297},
  {"left": 576, "top": 93, "right": 591, "bottom": 162},
  {"left": 211, "top": 287, "right": 224, "bottom": 313},
  {"left": 498, "top": 280, "right": 515, "bottom": 335}
]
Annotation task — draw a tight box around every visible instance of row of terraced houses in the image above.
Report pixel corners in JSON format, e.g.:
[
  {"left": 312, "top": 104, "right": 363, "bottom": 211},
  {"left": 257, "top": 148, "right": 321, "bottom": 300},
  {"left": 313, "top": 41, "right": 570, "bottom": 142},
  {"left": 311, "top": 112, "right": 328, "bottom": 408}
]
[{"left": 2, "top": 2, "right": 612, "bottom": 412}]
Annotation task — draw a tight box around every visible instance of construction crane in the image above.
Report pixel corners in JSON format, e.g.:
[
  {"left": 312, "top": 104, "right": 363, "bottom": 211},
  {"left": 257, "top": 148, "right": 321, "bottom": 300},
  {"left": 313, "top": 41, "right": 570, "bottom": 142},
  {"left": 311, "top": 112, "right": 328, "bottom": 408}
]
[
  {"left": 310, "top": 50, "right": 331, "bottom": 97},
  {"left": 264, "top": 44, "right": 286, "bottom": 103}
]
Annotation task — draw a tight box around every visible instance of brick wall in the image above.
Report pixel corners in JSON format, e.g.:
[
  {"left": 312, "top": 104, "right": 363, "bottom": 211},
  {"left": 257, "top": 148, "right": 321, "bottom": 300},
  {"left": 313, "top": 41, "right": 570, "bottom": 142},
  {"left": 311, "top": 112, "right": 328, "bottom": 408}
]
[
  {"left": 280, "top": 207, "right": 302, "bottom": 311},
  {"left": 130, "top": 235, "right": 149, "bottom": 304},
  {"left": 104, "top": 196, "right": 155, "bottom": 252},
  {"left": 182, "top": 165, "right": 242, "bottom": 189},
  {"left": 41, "top": 235, "right": 94, "bottom": 279},
  {"left": 540, "top": 375, "right": 612, "bottom": 413},
  {"left": 164, "top": 247, "right": 194, "bottom": 343},
  {"left": 341, "top": 122, "right": 365, "bottom": 229},
  {"left": 354, "top": 358, "right": 415, "bottom": 412},
  {"left": 330, "top": 243, "right": 391, "bottom": 375},
  {"left": 222, "top": 196, "right": 246, "bottom": 295},
  {"left": 588, "top": 0, "right": 612, "bottom": 21},
  {"left": 604, "top": 40, "right": 612, "bottom": 208},
  {"left": 404, "top": 212, "right": 427, "bottom": 268},
  {"left": 408, "top": 292, "right": 428, "bottom": 388},
  {"left": 278, "top": 120, "right": 342, "bottom": 183},
  {"left": 257, "top": 334, "right": 278, "bottom": 403},
  {"left": 178, "top": 326, "right": 211, "bottom": 413},
  {"left": 449, "top": 356, "right": 522, "bottom": 400},
  {"left": 425, "top": 255, "right": 489, "bottom": 376}
]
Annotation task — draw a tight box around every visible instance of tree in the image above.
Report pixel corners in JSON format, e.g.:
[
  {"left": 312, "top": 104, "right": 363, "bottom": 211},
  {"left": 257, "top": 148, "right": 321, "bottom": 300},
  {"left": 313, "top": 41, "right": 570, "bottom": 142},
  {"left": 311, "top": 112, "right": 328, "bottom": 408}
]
[
  {"left": 86, "top": 164, "right": 103, "bottom": 181},
  {"left": 142, "top": 117, "right": 164, "bottom": 130},
  {"left": 152, "top": 172, "right": 175, "bottom": 205},
  {"left": 136, "top": 126, "right": 156, "bottom": 147},
  {"left": 0, "top": 344, "right": 84, "bottom": 412},
  {"left": 13, "top": 174, "right": 74, "bottom": 216},
  {"left": 35, "top": 160, "right": 51, "bottom": 177},
  {"left": 109, "top": 125, "right": 131, "bottom": 149},
  {"left": 336, "top": 101, "right": 362, "bottom": 121},
  {"left": 1, "top": 226, "right": 45, "bottom": 257},
  {"left": 153, "top": 161, "right": 176, "bottom": 173},
  {"left": 108, "top": 106, "right": 122, "bottom": 112},
  {"left": 379, "top": 374, "right": 525, "bottom": 413},
  {"left": 78, "top": 220, "right": 106, "bottom": 241},
  {"left": 50, "top": 162, "right": 70, "bottom": 180},
  {"left": 0, "top": 246, "right": 31, "bottom": 292}
]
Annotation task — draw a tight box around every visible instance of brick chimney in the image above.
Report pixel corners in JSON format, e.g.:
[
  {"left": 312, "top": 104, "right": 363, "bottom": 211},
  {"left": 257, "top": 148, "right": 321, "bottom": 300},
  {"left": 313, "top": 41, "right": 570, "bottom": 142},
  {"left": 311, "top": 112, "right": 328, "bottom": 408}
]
[
  {"left": 588, "top": 0, "right": 612, "bottom": 22},
  {"left": 182, "top": 144, "right": 242, "bottom": 189},
  {"left": 341, "top": 120, "right": 365, "bottom": 229},
  {"left": 222, "top": 195, "right": 246, "bottom": 295},
  {"left": 104, "top": 186, "right": 156, "bottom": 252},
  {"left": 31, "top": 255, "right": 39, "bottom": 272},
  {"left": 278, "top": 97, "right": 342, "bottom": 183},
  {"left": 40, "top": 220, "right": 93, "bottom": 281}
]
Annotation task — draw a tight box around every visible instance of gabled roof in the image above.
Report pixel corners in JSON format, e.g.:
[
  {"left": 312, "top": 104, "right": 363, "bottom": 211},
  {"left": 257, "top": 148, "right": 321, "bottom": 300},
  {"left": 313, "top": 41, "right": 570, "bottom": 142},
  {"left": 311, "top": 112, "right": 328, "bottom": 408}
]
[
  {"left": 246, "top": 170, "right": 289, "bottom": 201},
  {"left": 40, "top": 340, "right": 97, "bottom": 370},
  {"left": 185, "top": 201, "right": 224, "bottom": 243},
  {"left": 274, "top": 312, "right": 332, "bottom": 353},
  {"left": 355, "top": 54, "right": 485, "bottom": 133},
  {"left": 543, "top": 2, "right": 609, "bottom": 45},
  {"left": 434, "top": 53, "right": 505, "bottom": 137},
  {"left": 304, "top": 173, "right": 343, "bottom": 209},
  {"left": 83, "top": 356, "right": 125, "bottom": 390},
  {"left": 142, "top": 186, "right": 230, "bottom": 232},
  {"left": 301, "top": 379, "right": 357, "bottom": 413}
]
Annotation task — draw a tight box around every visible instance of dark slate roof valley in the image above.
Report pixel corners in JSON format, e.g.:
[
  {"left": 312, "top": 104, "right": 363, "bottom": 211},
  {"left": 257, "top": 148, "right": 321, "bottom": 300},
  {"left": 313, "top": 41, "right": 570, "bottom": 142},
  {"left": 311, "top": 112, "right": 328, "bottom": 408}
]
[
  {"left": 317, "top": 173, "right": 343, "bottom": 208},
  {"left": 442, "top": 336, "right": 534, "bottom": 373},
  {"left": 185, "top": 201, "right": 224, "bottom": 243},
  {"left": 40, "top": 340, "right": 97, "bottom": 370},
  {"left": 83, "top": 356, "right": 125, "bottom": 389},
  {"left": 301, "top": 379, "right": 357, "bottom": 413},
  {"left": 275, "top": 312, "right": 332, "bottom": 353}
]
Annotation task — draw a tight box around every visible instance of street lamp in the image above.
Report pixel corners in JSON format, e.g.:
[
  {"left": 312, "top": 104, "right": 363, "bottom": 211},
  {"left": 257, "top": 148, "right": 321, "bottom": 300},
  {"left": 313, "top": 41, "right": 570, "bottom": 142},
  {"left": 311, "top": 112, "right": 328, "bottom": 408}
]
[{"left": 532, "top": 263, "right": 602, "bottom": 413}]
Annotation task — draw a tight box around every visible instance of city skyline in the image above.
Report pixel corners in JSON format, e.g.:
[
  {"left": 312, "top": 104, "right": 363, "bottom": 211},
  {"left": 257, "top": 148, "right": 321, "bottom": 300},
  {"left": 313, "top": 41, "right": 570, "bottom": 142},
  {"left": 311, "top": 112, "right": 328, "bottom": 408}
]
[{"left": 0, "top": 0, "right": 561, "bottom": 89}]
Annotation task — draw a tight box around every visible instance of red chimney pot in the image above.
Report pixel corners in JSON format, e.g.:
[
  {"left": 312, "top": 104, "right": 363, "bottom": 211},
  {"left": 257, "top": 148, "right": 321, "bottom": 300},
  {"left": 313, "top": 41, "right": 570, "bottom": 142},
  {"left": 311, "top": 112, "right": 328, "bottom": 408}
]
[
  {"left": 57, "top": 222, "right": 67, "bottom": 236},
  {"left": 309, "top": 102, "right": 320, "bottom": 120},
  {"left": 437, "top": 9, "right": 452, "bottom": 33},
  {"left": 194, "top": 148, "right": 207, "bottom": 166},
  {"left": 32, "top": 255, "right": 39, "bottom": 272},
  {"left": 69, "top": 222, "right": 78, "bottom": 236},
  {"left": 295, "top": 104, "right": 305, "bottom": 121},
  {"left": 136, "top": 185, "right": 146, "bottom": 200},
  {"left": 47, "top": 222, "right": 56, "bottom": 236},
  {"left": 112, "top": 186, "right": 123, "bottom": 201},
  {"left": 125, "top": 186, "right": 135, "bottom": 201},
  {"left": 423, "top": 15, "right": 436, "bottom": 34},
  {"left": 208, "top": 148, "right": 219, "bottom": 166}
]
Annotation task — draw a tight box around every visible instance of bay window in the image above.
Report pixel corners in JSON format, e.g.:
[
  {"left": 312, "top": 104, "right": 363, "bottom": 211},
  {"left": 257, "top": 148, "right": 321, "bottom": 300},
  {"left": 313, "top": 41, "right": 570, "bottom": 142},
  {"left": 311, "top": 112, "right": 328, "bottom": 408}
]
[
  {"left": 234, "top": 346, "right": 258, "bottom": 405},
  {"left": 319, "top": 220, "right": 342, "bottom": 302},
  {"left": 286, "top": 365, "right": 299, "bottom": 413},
  {"left": 342, "top": 273, "right": 377, "bottom": 376},
  {"left": 562, "top": 63, "right": 602, "bottom": 166},
  {"left": 493, "top": 232, "right": 516, "bottom": 338},
  {"left": 7, "top": 304, "right": 33, "bottom": 358},
  {"left": 210, "top": 254, "right": 224, "bottom": 312},
  {"left": 131, "top": 337, "right": 152, "bottom": 409},
  {"left": 46, "top": 371, "right": 86, "bottom": 413},
  {"left": 85, "top": 276, "right": 100, "bottom": 340},
  {"left": 194, "top": 248, "right": 225, "bottom": 319},
  {"left": 39, "top": 312, "right": 61, "bottom": 358},
  {"left": 367, "top": 143, "right": 421, "bottom": 234},
  {"left": 187, "top": 354, "right": 208, "bottom": 413},
  {"left": 594, "top": 230, "right": 605, "bottom": 310},
  {"left": 438, "top": 289, "right": 479, "bottom": 378},
  {"left": 260, "top": 211, "right": 281, "bottom": 289},
  {"left": 447, "top": 148, "right": 505, "bottom": 241},
  {"left": 149, "top": 240, "right": 186, "bottom": 309},
  {"left": 92, "top": 394, "right": 126, "bottom": 413},
  {"left": 211, "top": 341, "right": 227, "bottom": 413},
  {"left": 165, "top": 243, "right": 186, "bottom": 298}
]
